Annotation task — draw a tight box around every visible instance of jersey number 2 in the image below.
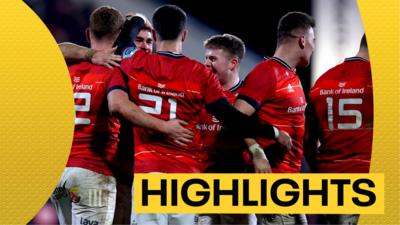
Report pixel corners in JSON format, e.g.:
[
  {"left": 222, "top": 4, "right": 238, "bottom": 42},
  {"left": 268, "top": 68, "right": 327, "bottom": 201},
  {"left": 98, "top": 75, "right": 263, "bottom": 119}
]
[{"left": 74, "top": 92, "right": 91, "bottom": 125}]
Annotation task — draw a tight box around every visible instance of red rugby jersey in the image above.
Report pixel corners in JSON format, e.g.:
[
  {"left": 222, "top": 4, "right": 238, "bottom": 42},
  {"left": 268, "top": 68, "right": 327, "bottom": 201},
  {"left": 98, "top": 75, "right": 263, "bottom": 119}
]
[
  {"left": 121, "top": 50, "right": 225, "bottom": 173},
  {"left": 197, "top": 81, "right": 251, "bottom": 173},
  {"left": 308, "top": 57, "right": 373, "bottom": 173},
  {"left": 238, "top": 57, "right": 307, "bottom": 173},
  {"left": 67, "top": 62, "right": 126, "bottom": 176}
]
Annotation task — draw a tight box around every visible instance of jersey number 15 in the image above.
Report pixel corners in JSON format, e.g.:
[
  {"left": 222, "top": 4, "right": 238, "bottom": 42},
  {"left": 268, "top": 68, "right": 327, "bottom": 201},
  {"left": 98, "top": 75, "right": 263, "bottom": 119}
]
[{"left": 326, "top": 97, "right": 362, "bottom": 130}]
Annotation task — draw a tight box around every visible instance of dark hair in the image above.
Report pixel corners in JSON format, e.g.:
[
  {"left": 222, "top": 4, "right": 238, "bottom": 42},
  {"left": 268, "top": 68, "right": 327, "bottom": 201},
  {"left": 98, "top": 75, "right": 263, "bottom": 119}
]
[
  {"left": 152, "top": 5, "right": 187, "bottom": 41},
  {"left": 89, "top": 6, "right": 124, "bottom": 40},
  {"left": 204, "top": 34, "right": 245, "bottom": 61},
  {"left": 360, "top": 34, "right": 368, "bottom": 48},
  {"left": 277, "top": 11, "right": 315, "bottom": 45},
  {"left": 139, "top": 26, "right": 153, "bottom": 33},
  {"left": 125, "top": 13, "right": 153, "bottom": 33}
]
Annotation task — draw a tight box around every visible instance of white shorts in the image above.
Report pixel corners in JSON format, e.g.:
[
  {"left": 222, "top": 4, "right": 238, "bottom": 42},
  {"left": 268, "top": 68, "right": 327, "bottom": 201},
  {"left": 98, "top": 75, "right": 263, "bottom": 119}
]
[{"left": 50, "top": 167, "right": 117, "bottom": 225}]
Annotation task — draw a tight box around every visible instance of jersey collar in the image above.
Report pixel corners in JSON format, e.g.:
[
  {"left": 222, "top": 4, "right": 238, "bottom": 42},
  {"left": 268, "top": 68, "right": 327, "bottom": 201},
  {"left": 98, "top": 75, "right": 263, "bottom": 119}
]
[
  {"left": 345, "top": 56, "right": 369, "bottom": 62},
  {"left": 271, "top": 56, "right": 294, "bottom": 71},
  {"left": 229, "top": 80, "right": 244, "bottom": 92},
  {"left": 156, "top": 51, "right": 185, "bottom": 58}
]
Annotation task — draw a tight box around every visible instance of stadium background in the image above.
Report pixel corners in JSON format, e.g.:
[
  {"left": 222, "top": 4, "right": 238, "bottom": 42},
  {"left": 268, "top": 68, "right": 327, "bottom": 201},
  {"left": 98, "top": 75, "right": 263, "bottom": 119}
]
[{"left": 23, "top": 0, "right": 364, "bottom": 224}]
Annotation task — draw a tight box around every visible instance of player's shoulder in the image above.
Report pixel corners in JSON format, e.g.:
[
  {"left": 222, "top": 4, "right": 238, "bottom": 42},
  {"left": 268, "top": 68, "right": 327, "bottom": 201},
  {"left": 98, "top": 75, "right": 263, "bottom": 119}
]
[
  {"left": 68, "top": 61, "right": 112, "bottom": 75},
  {"left": 316, "top": 58, "right": 357, "bottom": 84},
  {"left": 250, "top": 58, "right": 280, "bottom": 75},
  {"left": 176, "top": 55, "right": 213, "bottom": 77},
  {"left": 154, "top": 51, "right": 209, "bottom": 77},
  {"left": 121, "top": 48, "right": 149, "bottom": 63},
  {"left": 257, "top": 58, "right": 276, "bottom": 70},
  {"left": 120, "top": 48, "right": 152, "bottom": 72},
  {"left": 121, "top": 46, "right": 144, "bottom": 60},
  {"left": 243, "top": 59, "right": 279, "bottom": 84},
  {"left": 68, "top": 61, "right": 91, "bottom": 71},
  {"left": 343, "top": 57, "right": 371, "bottom": 74},
  {"left": 318, "top": 65, "right": 342, "bottom": 82},
  {"left": 189, "top": 58, "right": 211, "bottom": 73}
]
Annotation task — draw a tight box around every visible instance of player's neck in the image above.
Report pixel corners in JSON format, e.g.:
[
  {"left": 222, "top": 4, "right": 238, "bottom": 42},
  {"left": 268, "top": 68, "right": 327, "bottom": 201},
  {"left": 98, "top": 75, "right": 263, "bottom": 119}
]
[
  {"left": 274, "top": 46, "right": 298, "bottom": 69},
  {"left": 90, "top": 42, "right": 113, "bottom": 52},
  {"left": 156, "top": 40, "right": 182, "bottom": 54},
  {"left": 221, "top": 74, "right": 240, "bottom": 90},
  {"left": 90, "top": 36, "right": 114, "bottom": 51},
  {"left": 356, "top": 49, "right": 369, "bottom": 61}
]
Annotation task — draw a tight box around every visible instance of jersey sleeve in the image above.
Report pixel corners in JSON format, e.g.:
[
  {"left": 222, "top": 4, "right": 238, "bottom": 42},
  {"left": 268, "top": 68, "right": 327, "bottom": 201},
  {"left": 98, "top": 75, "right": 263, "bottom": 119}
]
[
  {"left": 120, "top": 57, "right": 132, "bottom": 76},
  {"left": 107, "top": 68, "right": 127, "bottom": 93},
  {"left": 202, "top": 70, "right": 226, "bottom": 105},
  {"left": 237, "top": 63, "right": 277, "bottom": 110}
]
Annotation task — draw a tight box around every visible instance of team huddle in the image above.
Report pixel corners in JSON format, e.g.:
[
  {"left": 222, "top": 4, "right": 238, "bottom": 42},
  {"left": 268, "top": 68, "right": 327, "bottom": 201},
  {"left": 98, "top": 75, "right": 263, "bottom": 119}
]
[{"left": 50, "top": 4, "right": 373, "bottom": 225}]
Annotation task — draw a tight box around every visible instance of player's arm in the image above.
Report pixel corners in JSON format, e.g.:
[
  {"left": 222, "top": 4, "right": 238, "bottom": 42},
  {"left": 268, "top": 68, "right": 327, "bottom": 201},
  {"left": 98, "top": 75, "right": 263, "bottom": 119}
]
[
  {"left": 108, "top": 89, "right": 193, "bottom": 145},
  {"left": 246, "top": 139, "right": 272, "bottom": 173},
  {"left": 114, "top": 15, "right": 146, "bottom": 55},
  {"left": 206, "top": 98, "right": 291, "bottom": 174},
  {"left": 234, "top": 99, "right": 292, "bottom": 173},
  {"left": 205, "top": 98, "right": 291, "bottom": 148},
  {"left": 58, "top": 42, "right": 121, "bottom": 69},
  {"left": 303, "top": 103, "right": 319, "bottom": 172},
  {"left": 58, "top": 14, "right": 147, "bottom": 67},
  {"left": 234, "top": 100, "right": 271, "bottom": 173}
]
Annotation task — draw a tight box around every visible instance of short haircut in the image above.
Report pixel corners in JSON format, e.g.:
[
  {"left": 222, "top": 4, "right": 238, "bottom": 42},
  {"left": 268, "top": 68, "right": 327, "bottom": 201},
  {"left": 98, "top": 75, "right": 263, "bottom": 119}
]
[
  {"left": 360, "top": 34, "right": 368, "bottom": 48},
  {"left": 125, "top": 13, "right": 153, "bottom": 33},
  {"left": 152, "top": 5, "right": 187, "bottom": 41},
  {"left": 204, "top": 34, "right": 245, "bottom": 61},
  {"left": 89, "top": 6, "right": 124, "bottom": 40},
  {"left": 139, "top": 26, "right": 153, "bottom": 33},
  {"left": 277, "top": 11, "right": 315, "bottom": 45}
]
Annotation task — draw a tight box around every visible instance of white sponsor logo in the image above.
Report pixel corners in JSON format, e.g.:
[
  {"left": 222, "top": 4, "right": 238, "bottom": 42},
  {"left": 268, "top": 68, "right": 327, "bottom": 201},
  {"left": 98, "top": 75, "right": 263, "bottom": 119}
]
[
  {"left": 287, "top": 84, "right": 294, "bottom": 93},
  {"left": 287, "top": 104, "right": 307, "bottom": 113}
]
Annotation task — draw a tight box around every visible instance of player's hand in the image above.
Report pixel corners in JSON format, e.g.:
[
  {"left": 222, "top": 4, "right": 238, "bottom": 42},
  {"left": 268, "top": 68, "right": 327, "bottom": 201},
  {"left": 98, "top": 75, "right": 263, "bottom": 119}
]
[
  {"left": 91, "top": 47, "right": 122, "bottom": 69},
  {"left": 253, "top": 157, "right": 272, "bottom": 173},
  {"left": 249, "top": 143, "right": 272, "bottom": 173},
  {"left": 162, "top": 119, "right": 194, "bottom": 146},
  {"left": 276, "top": 129, "right": 292, "bottom": 151}
]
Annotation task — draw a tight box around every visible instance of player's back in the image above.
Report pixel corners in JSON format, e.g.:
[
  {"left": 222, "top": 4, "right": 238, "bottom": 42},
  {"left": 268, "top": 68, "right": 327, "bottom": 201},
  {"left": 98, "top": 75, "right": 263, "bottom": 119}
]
[
  {"left": 309, "top": 57, "right": 373, "bottom": 172},
  {"left": 68, "top": 62, "right": 123, "bottom": 176},
  {"left": 239, "top": 57, "right": 307, "bottom": 173},
  {"left": 121, "top": 50, "right": 224, "bottom": 173}
]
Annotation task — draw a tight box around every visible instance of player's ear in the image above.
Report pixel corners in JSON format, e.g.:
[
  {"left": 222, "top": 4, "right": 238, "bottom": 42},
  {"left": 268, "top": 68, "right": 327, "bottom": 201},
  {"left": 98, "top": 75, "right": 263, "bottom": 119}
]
[
  {"left": 85, "top": 28, "right": 91, "bottom": 44},
  {"left": 229, "top": 57, "right": 239, "bottom": 70},
  {"left": 181, "top": 29, "right": 188, "bottom": 42},
  {"left": 299, "top": 35, "right": 306, "bottom": 49}
]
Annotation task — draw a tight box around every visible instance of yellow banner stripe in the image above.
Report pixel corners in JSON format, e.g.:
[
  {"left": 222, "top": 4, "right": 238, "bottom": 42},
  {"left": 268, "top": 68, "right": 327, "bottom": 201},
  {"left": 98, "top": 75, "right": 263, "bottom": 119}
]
[{"left": 134, "top": 173, "right": 384, "bottom": 214}]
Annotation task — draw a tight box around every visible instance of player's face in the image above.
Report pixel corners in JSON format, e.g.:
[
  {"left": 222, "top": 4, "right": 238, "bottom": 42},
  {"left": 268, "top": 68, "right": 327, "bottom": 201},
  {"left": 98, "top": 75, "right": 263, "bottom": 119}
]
[
  {"left": 134, "top": 29, "right": 153, "bottom": 53},
  {"left": 299, "top": 27, "right": 315, "bottom": 67},
  {"left": 204, "top": 48, "right": 231, "bottom": 79}
]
